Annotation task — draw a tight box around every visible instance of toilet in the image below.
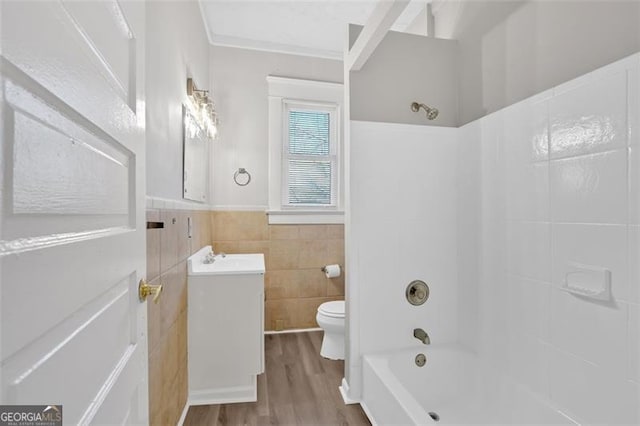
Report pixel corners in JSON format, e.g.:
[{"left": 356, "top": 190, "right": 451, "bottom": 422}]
[{"left": 316, "top": 300, "right": 345, "bottom": 360}]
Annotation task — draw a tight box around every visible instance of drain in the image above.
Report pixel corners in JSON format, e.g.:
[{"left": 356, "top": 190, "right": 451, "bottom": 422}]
[
  {"left": 415, "top": 353, "right": 426, "bottom": 367},
  {"left": 428, "top": 412, "right": 440, "bottom": 422}
]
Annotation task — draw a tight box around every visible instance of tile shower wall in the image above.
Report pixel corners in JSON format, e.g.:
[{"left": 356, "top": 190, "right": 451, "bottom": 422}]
[
  {"left": 146, "top": 208, "right": 212, "bottom": 426},
  {"left": 349, "top": 122, "right": 459, "bottom": 359},
  {"left": 210, "top": 211, "right": 345, "bottom": 331},
  {"left": 458, "top": 54, "right": 640, "bottom": 424}
]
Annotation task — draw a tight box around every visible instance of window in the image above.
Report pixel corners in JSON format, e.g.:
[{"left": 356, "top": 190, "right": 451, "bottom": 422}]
[
  {"left": 267, "top": 76, "right": 343, "bottom": 224},
  {"left": 283, "top": 104, "right": 338, "bottom": 207}
]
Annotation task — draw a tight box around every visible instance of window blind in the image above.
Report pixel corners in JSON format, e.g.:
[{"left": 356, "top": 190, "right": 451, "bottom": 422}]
[{"left": 286, "top": 110, "right": 333, "bottom": 205}]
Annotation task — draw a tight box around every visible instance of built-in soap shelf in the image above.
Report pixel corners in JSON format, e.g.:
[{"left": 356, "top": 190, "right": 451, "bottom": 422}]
[{"left": 561, "top": 262, "right": 611, "bottom": 301}]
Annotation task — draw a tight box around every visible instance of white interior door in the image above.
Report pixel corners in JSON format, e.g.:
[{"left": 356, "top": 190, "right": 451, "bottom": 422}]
[{"left": 0, "top": 1, "right": 148, "bottom": 424}]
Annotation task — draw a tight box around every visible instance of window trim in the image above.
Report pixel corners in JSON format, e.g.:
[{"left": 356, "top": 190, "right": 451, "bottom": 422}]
[{"left": 267, "top": 76, "right": 344, "bottom": 224}]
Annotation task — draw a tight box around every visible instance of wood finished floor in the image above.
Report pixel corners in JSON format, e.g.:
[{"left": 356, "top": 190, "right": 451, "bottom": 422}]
[{"left": 183, "top": 331, "right": 370, "bottom": 426}]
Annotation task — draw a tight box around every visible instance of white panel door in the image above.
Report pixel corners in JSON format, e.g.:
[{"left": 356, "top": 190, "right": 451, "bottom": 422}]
[{"left": 0, "top": 1, "right": 148, "bottom": 424}]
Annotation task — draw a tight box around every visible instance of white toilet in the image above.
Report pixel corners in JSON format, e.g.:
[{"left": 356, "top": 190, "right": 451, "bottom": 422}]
[{"left": 316, "top": 300, "right": 345, "bottom": 360}]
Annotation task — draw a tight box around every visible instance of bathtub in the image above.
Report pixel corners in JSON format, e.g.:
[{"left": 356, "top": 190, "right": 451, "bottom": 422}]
[{"left": 361, "top": 345, "right": 575, "bottom": 425}]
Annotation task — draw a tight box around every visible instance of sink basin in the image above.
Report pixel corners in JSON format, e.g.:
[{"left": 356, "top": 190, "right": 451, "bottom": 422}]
[{"left": 188, "top": 246, "right": 265, "bottom": 276}]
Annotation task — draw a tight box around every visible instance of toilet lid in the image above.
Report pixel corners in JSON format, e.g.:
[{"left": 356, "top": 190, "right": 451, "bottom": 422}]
[{"left": 318, "top": 300, "right": 345, "bottom": 318}]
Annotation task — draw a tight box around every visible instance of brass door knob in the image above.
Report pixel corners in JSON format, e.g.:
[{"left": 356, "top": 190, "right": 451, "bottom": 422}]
[{"left": 139, "top": 279, "right": 163, "bottom": 303}]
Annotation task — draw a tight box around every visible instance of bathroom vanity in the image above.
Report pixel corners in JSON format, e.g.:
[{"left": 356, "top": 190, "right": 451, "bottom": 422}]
[{"left": 187, "top": 246, "right": 265, "bottom": 405}]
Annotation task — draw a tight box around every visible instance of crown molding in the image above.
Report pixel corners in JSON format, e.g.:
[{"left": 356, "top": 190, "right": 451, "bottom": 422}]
[{"left": 209, "top": 34, "right": 343, "bottom": 61}]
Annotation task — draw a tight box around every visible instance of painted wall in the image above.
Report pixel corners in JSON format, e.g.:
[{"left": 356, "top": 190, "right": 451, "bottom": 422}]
[
  {"left": 146, "top": 1, "right": 210, "bottom": 202},
  {"left": 457, "top": 54, "right": 640, "bottom": 424},
  {"left": 144, "top": 2, "right": 211, "bottom": 424},
  {"left": 209, "top": 45, "right": 343, "bottom": 209},
  {"left": 347, "top": 121, "right": 459, "bottom": 398},
  {"left": 349, "top": 29, "right": 459, "bottom": 127},
  {"left": 434, "top": 0, "right": 640, "bottom": 125}
]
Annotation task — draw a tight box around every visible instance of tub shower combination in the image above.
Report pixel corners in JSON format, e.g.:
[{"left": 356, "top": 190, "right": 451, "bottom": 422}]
[{"left": 350, "top": 54, "right": 640, "bottom": 425}]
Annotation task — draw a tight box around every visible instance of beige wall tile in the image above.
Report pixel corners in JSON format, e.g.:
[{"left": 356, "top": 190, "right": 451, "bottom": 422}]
[
  {"left": 177, "top": 309, "right": 188, "bottom": 366},
  {"left": 176, "top": 211, "right": 190, "bottom": 262},
  {"left": 325, "top": 239, "right": 345, "bottom": 266},
  {"left": 265, "top": 299, "right": 296, "bottom": 331},
  {"left": 268, "top": 240, "right": 300, "bottom": 270},
  {"left": 160, "top": 210, "right": 179, "bottom": 273},
  {"left": 298, "top": 225, "right": 328, "bottom": 240},
  {"left": 209, "top": 210, "right": 217, "bottom": 240},
  {"left": 147, "top": 275, "right": 163, "bottom": 354},
  {"left": 295, "top": 297, "right": 326, "bottom": 328},
  {"left": 326, "top": 273, "right": 345, "bottom": 297},
  {"left": 148, "top": 209, "right": 192, "bottom": 426},
  {"left": 269, "top": 225, "right": 300, "bottom": 240},
  {"left": 160, "top": 262, "right": 187, "bottom": 333},
  {"left": 237, "top": 240, "right": 269, "bottom": 267},
  {"left": 148, "top": 344, "right": 163, "bottom": 426},
  {"left": 212, "top": 211, "right": 268, "bottom": 241},
  {"left": 326, "top": 224, "right": 344, "bottom": 239},
  {"left": 296, "top": 269, "right": 326, "bottom": 298},
  {"left": 173, "top": 357, "right": 188, "bottom": 422},
  {"left": 201, "top": 211, "right": 212, "bottom": 245},
  {"left": 265, "top": 270, "right": 297, "bottom": 299},
  {"left": 146, "top": 210, "right": 161, "bottom": 282},
  {"left": 161, "top": 321, "right": 180, "bottom": 394},
  {"left": 298, "top": 240, "right": 327, "bottom": 269},
  {"left": 202, "top": 211, "right": 346, "bottom": 331},
  {"left": 191, "top": 211, "right": 211, "bottom": 254},
  {"left": 212, "top": 241, "right": 239, "bottom": 254},
  {"left": 154, "top": 320, "right": 179, "bottom": 425}
]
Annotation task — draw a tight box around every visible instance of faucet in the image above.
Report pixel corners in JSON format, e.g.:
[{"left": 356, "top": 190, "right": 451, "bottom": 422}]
[
  {"left": 203, "top": 250, "right": 226, "bottom": 264},
  {"left": 413, "top": 328, "right": 431, "bottom": 345}
]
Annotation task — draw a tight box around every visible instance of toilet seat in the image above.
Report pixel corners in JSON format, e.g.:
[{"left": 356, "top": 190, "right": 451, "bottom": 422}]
[{"left": 318, "top": 301, "right": 345, "bottom": 318}]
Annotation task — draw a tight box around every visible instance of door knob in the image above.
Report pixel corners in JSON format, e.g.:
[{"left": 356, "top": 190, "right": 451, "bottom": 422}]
[{"left": 139, "top": 279, "right": 163, "bottom": 303}]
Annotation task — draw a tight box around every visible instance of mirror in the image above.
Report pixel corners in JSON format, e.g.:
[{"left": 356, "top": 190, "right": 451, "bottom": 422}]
[{"left": 183, "top": 105, "right": 209, "bottom": 203}]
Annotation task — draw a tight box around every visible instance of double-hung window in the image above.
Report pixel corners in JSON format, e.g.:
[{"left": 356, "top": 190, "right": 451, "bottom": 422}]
[
  {"left": 283, "top": 103, "right": 338, "bottom": 207},
  {"left": 267, "top": 76, "right": 343, "bottom": 224}
]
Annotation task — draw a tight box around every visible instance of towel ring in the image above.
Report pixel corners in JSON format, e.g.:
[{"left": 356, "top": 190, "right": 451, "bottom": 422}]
[{"left": 233, "top": 168, "right": 251, "bottom": 186}]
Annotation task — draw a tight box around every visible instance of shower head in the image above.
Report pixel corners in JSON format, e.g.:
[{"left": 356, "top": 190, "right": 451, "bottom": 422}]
[{"left": 411, "top": 102, "right": 439, "bottom": 120}]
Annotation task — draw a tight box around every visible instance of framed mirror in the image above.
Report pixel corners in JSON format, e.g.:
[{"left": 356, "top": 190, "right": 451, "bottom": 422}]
[{"left": 183, "top": 105, "right": 209, "bottom": 203}]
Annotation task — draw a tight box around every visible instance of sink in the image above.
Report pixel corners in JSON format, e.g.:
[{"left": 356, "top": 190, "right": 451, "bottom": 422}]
[
  {"left": 187, "top": 245, "right": 265, "bottom": 404},
  {"left": 188, "top": 246, "right": 265, "bottom": 276}
]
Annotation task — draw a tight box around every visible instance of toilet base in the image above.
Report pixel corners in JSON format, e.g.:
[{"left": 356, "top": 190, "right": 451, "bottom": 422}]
[{"left": 320, "top": 331, "right": 344, "bottom": 360}]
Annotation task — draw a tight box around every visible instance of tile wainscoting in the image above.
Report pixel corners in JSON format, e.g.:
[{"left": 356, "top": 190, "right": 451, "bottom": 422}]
[
  {"left": 211, "top": 211, "right": 345, "bottom": 331},
  {"left": 145, "top": 207, "right": 345, "bottom": 425},
  {"left": 146, "top": 208, "right": 212, "bottom": 426}
]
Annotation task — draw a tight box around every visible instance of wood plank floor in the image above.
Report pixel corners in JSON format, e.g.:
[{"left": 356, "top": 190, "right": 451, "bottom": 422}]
[{"left": 184, "top": 331, "right": 371, "bottom": 426}]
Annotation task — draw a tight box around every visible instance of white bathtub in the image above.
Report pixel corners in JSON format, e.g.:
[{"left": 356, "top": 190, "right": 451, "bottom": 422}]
[{"left": 361, "top": 345, "right": 575, "bottom": 425}]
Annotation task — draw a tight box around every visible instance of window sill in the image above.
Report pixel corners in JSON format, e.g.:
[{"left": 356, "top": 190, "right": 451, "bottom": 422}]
[{"left": 266, "top": 210, "right": 344, "bottom": 225}]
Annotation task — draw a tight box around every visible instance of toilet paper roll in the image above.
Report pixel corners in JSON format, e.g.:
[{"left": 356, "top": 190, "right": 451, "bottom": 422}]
[{"left": 323, "top": 264, "right": 341, "bottom": 279}]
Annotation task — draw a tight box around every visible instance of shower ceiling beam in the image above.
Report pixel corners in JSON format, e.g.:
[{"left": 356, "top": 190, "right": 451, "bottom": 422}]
[{"left": 347, "top": 0, "right": 411, "bottom": 71}]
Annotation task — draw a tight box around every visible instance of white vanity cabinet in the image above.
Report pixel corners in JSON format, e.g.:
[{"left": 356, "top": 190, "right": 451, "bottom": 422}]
[{"left": 187, "top": 246, "right": 265, "bottom": 405}]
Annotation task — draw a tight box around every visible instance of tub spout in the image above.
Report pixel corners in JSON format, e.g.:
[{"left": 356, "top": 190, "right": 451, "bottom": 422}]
[{"left": 413, "top": 328, "right": 430, "bottom": 345}]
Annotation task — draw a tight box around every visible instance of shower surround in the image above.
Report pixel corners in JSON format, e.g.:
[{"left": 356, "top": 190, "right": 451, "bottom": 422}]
[{"left": 348, "top": 53, "right": 640, "bottom": 424}]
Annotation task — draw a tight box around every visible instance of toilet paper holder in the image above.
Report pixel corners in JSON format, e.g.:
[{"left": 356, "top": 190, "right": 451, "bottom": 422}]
[
  {"left": 321, "top": 265, "right": 341, "bottom": 273},
  {"left": 321, "top": 264, "right": 342, "bottom": 279}
]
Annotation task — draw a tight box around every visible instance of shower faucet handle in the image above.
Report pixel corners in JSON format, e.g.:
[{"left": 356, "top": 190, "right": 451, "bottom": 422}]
[{"left": 413, "top": 328, "right": 431, "bottom": 345}]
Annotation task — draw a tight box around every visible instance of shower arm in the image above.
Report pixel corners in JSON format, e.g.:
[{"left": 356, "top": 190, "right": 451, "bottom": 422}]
[{"left": 410, "top": 101, "right": 439, "bottom": 120}]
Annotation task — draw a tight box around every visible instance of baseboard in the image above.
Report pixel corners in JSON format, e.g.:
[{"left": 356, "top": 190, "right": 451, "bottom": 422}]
[
  {"left": 339, "top": 377, "right": 360, "bottom": 405},
  {"left": 264, "top": 327, "right": 322, "bottom": 335},
  {"left": 176, "top": 401, "right": 189, "bottom": 426}
]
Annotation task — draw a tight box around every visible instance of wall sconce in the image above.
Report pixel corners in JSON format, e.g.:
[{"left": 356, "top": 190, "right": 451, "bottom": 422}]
[{"left": 186, "top": 77, "right": 218, "bottom": 139}]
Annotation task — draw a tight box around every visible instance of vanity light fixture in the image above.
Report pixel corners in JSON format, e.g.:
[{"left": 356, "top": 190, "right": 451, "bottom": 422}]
[{"left": 186, "top": 77, "right": 218, "bottom": 139}]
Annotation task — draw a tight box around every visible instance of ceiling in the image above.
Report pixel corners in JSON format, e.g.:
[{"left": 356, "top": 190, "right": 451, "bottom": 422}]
[{"left": 198, "top": 0, "right": 429, "bottom": 60}]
